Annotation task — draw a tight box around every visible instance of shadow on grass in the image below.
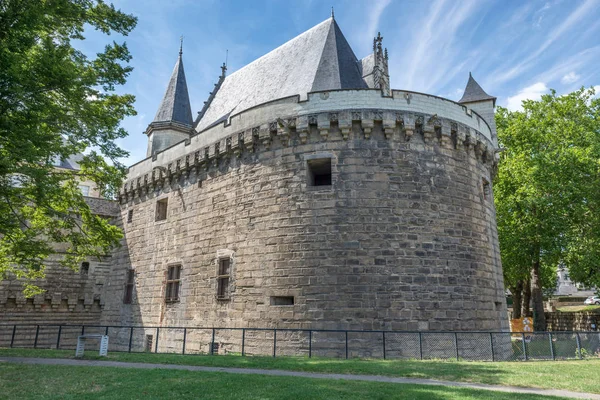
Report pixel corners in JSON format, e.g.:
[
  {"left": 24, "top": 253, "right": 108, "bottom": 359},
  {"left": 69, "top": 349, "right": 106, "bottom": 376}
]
[
  {"left": 0, "top": 363, "right": 566, "bottom": 400},
  {"left": 1, "top": 347, "right": 599, "bottom": 393}
]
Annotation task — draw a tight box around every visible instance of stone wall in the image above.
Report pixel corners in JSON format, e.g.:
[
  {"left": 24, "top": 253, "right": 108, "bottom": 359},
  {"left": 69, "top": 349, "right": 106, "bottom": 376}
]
[
  {"left": 0, "top": 255, "right": 111, "bottom": 327},
  {"left": 546, "top": 312, "right": 600, "bottom": 331},
  {"left": 102, "top": 91, "right": 508, "bottom": 338},
  {"left": 0, "top": 197, "right": 118, "bottom": 329}
]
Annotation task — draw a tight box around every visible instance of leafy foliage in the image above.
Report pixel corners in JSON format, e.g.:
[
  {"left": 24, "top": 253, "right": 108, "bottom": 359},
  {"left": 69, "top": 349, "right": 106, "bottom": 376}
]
[
  {"left": 495, "top": 88, "right": 600, "bottom": 328},
  {"left": 0, "top": 1, "right": 137, "bottom": 295}
]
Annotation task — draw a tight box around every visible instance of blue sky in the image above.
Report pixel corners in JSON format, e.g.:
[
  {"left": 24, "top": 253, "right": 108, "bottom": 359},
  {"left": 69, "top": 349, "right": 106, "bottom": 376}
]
[{"left": 80, "top": 0, "right": 600, "bottom": 166}]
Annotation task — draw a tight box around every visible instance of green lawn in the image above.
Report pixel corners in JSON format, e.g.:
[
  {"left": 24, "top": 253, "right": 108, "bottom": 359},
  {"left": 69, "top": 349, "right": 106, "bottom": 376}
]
[
  {"left": 1, "top": 348, "right": 599, "bottom": 394},
  {"left": 0, "top": 363, "right": 569, "bottom": 399}
]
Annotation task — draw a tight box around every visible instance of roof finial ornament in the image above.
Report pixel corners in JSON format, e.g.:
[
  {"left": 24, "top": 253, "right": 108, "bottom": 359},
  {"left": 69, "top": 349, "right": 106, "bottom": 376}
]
[
  {"left": 179, "top": 35, "right": 183, "bottom": 56},
  {"left": 331, "top": 6, "right": 334, "bottom": 18},
  {"left": 220, "top": 49, "right": 228, "bottom": 79}
]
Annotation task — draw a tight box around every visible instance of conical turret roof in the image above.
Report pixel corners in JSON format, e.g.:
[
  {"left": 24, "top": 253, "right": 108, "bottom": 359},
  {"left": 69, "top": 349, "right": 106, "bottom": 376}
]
[
  {"left": 195, "top": 17, "right": 367, "bottom": 132},
  {"left": 458, "top": 73, "right": 496, "bottom": 105},
  {"left": 153, "top": 52, "right": 193, "bottom": 126}
]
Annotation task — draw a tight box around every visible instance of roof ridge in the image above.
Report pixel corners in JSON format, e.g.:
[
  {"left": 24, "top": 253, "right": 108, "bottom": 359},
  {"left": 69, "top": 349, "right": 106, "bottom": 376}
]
[
  {"left": 195, "top": 17, "right": 367, "bottom": 132},
  {"left": 225, "top": 18, "right": 332, "bottom": 82}
]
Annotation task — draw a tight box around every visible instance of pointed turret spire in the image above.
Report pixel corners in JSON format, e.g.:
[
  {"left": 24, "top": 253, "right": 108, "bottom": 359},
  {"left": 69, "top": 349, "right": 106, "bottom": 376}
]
[
  {"left": 458, "top": 72, "right": 496, "bottom": 106},
  {"left": 145, "top": 44, "right": 194, "bottom": 157},
  {"left": 152, "top": 46, "right": 193, "bottom": 126}
]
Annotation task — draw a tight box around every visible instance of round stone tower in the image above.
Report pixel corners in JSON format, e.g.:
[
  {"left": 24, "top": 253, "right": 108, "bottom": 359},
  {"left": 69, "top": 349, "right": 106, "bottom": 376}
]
[{"left": 102, "top": 16, "right": 509, "bottom": 339}]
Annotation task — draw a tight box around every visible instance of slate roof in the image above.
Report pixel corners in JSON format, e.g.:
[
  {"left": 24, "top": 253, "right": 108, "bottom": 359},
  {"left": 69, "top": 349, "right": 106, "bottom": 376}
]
[
  {"left": 53, "top": 152, "right": 83, "bottom": 170},
  {"left": 153, "top": 53, "right": 193, "bottom": 126},
  {"left": 458, "top": 73, "right": 496, "bottom": 104},
  {"left": 195, "top": 17, "right": 367, "bottom": 132}
]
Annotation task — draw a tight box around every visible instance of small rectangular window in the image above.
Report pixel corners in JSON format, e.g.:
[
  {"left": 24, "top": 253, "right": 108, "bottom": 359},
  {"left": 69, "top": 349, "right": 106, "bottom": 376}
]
[
  {"left": 127, "top": 209, "right": 133, "bottom": 223},
  {"left": 217, "top": 258, "right": 231, "bottom": 300},
  {"left": 79, "top": 185, "right": 90, "bottom": 196},
  {"left": 165, "top": 265, "right": 181, "bottom": 302},
  {"left": 271, "top": 296, "right": 294, "bottom": 306},
  {"left": 307, "top": 158, "right": 332, "bottom": 186},
  {"left": 155, "top": 198, "right": 168, "bottom": 221},
  {"left": 123, "top": 269, "right": 134, "bottom": 304},
  {"left": 80, "top": 262, "right": 90, "bottom": 276}
]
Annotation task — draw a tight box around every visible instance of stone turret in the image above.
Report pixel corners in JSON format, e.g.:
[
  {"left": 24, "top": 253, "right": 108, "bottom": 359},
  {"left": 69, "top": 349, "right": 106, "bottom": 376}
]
[
  {"left": 145, "top": 44, "right": 193, "bottom": 157},
  {"left": 360, "top": 32, "right": 390, "bottom": 96},
  {"left": 458, "top": 73, "right": 497, "bottom": 146}
]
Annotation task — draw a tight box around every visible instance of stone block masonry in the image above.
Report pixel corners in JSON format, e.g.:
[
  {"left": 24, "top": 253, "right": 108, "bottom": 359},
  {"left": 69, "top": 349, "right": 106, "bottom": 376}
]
[
  {"left": 102, "top": 90, "right": 509, "bottom": 341},
  {"left": 0, "top": 197, "right": 118, "bottom": 328}
]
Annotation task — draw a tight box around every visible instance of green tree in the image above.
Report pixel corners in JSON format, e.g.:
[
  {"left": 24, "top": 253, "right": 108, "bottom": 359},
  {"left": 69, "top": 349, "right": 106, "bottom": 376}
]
[
  {"left": 495, "top": 87, "right": 600, "bottom": 330},
  {"left": 0, "top": 1, "right": 137, "bottom": 296}
]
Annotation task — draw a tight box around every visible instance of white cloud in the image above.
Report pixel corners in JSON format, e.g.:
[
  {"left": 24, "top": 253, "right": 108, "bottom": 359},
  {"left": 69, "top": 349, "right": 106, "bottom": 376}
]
[
  {"left": 365, "top": 0, "right": 392, "bottom": 46},
  {"left": 492, "top": 0, "right": 596, "bottom": 85},
  {"left": 561, "top": 71, "right": 580, "bottom": 84},
  {"left": 593, "top": 85, "right": 600, "bottom": 98},
  {"left": 399, "top": 0, "right": 482, "bottom": 92},
  {"left": 506, "top": 82, "right": 549, "bottom": 111}
]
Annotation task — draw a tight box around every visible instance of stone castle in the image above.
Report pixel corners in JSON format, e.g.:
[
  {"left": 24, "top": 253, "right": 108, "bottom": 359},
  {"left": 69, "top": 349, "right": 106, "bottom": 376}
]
[{"left": 1, "top": 16, "right": 509, "bottom": 338}]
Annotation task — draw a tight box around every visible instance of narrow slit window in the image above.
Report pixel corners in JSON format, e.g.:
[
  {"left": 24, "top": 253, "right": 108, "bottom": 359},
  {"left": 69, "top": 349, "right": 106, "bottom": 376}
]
[
  {"left": 145, "top": 335, "right": 153, "bottom": 352},
  {"left": 482, "top": 178, "right": 491, "bottom": 200},
  {"left": 127, "top": 209, "right": 133, "bottom": 223},
  {"left": 165, "top": 265, "right": 181, "bottom": 302},
  {"left": 307, "top": 158, "right": 332, "bottom": 186},
  {"left": 123, "top": 269, "right": 134, "bottom": 304},
  {"left": 155, "top": 198, "right": 168, "bottom": 221},
  {"left": 217, "top": 258, "right": 231, "bottom": 300}
]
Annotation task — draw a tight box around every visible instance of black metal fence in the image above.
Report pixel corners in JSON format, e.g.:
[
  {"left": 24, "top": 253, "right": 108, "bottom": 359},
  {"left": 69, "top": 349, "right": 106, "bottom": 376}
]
[{"left": 1, "top": 324, "right": 599, "bottom": 361}]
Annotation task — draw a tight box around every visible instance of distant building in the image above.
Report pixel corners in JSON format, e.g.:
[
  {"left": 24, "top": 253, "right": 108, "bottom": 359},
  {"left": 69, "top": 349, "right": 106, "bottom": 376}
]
[
  {"left": 52, "top": 151, "right": 102, "bottom": 198},
  {"left": 554, "top": 267, "right": 596, "bottom": 297}
]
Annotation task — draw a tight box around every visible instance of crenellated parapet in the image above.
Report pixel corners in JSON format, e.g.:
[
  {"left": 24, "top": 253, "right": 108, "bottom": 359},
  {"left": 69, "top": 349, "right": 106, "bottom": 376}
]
[{"left": 121, "top": 89, "right": 497, "bottom": 202}]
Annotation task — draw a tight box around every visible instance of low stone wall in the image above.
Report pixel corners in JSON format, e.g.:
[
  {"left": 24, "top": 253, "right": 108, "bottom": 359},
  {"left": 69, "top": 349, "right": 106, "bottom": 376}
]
[{"left": 546, "top": 312, "right": 600, "bottom": 331}]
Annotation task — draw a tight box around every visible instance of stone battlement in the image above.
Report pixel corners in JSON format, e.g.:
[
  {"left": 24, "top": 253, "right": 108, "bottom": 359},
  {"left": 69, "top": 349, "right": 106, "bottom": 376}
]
[{"left": 122, "top": 89, "right": 496, "bottom": 201}]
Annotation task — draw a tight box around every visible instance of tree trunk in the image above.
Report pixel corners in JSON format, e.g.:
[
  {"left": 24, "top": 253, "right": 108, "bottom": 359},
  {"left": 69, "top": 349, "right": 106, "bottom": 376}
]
[
  {"left": 522, "top": 278, "right": 532, "bottom": 318},
  {"left": 512, "top": 280, "right": 524, "bottom": 319},
  {"left": 531, "top": 260, "right": 547, "bottom": 331}
]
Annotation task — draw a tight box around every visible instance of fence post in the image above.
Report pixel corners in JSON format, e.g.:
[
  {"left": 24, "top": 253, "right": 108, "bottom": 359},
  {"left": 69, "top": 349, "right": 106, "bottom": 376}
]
[
  {"left": 548, "top": 332, "right": 555, "bottom": 361},
  {"left": 309, "top": 330, "right": 312, "bottom": 358},
  {"left": 273, "top": 329, "right": 277, "bottom": 358},
  {"left": 211, "top": 328, "right": 215, "bottom": 355},
  {"left": 10, "top": 325, "right": 16, "bottom": 348},
  {"left": 34, "top": 325, "right": 40, "bottom": 349},
  {"left": 418, "top": 332, "right": 423, "bottom": 360},
  {"left": 576, "top": 332, "right": 582, "bottom": 360},
  {"left": 454, "top": 332, "right": 459, "bottom": 361},
  {"left": 155, "top": 327, "right": 159, "bottom": 353},
  {"left": 489, "top": 332, "right": 495, "bottom": 362},
  {"left": 241, "top": 328, "right": 245, "bottom": 356},
  {"left": 56, "top": 325, "right": 63, "bottom": 349},
  {"left": 182, "top": 328, "right": 187, "bottom": 355},
  {"left": 128, "top": 327, "right": 133, "bottom": 353},
  {"left": 521, "top": 333, "right": 528, "bottom": 361},
  {"left": 382, "top": 331, "right": 386, "bottom": 360},
  {"left": 345, "top": 331, "right": 348, "bottom": 359}
]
